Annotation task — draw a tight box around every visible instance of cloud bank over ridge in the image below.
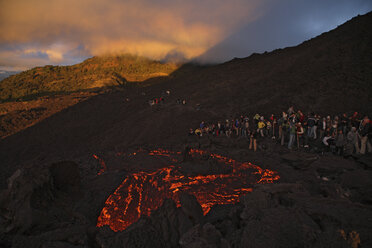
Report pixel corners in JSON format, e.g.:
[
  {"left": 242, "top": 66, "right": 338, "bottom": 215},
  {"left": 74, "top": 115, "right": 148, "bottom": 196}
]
[
  {"left": 0, "top": 0, "right": 371, "bottom": 70},
  {"left": 0, "top": 0, "right": 262, "bottom": 69}
]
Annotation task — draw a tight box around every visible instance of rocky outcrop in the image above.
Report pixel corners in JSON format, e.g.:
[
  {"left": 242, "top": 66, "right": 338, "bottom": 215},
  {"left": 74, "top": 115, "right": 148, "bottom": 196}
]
[
  {"left": 96, "top": 197, "right": 198, "bottom": 248},
  {"left": 0, "top": 161, "right": 88, "bottom": 247}
]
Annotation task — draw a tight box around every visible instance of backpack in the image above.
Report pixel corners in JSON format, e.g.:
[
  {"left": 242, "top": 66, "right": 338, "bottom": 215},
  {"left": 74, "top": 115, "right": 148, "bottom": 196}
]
[{"left": 307, "top": 118, "right": 315, "bottom": 127}]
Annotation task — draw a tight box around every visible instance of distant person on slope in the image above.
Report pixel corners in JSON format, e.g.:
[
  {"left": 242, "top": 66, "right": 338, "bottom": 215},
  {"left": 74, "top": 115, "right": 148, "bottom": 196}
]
[
  {"left": 281, "top": 119, "right": 289, "bottom": 146},
  {"left": 335, "top": 129, "right": 345, "bottom": 156},
  {"left": 257, "top": 119, "right": 266, "bottom": 137},
  {"left": 288, "top": 122, "right": 297, "bottom": 150},
  {"left": 296, "top": 122, "right": 304, "bottom": 148},
  {"left": 345, "top": 127, "right": 357, "bottom": 156},
  {"left": 249, "top": 130, "right": 257, "bottom": 152},
  {"left": 307, "top": 113, "right": 317, "bottom": 139}
]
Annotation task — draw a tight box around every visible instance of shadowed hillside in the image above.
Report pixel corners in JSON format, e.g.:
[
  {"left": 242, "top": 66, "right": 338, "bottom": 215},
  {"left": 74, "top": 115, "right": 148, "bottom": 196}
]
[
  {"left": 1, "top": 12, "right": 371, "bottom": 178},
  {"left": 178, "top": 11, "right": 372, "bottom": 116},
  {"left": 1, "top": 11, "right": 372, "bottom": 248},
  {"left": 0, "top": 54, "right": 178, "bottom": 101}
]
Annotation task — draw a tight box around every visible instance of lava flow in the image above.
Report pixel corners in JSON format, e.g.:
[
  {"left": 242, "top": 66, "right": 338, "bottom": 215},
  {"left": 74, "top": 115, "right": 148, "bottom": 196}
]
[{"left": 97, "top": 148, "right": 280, "bottom": 231}]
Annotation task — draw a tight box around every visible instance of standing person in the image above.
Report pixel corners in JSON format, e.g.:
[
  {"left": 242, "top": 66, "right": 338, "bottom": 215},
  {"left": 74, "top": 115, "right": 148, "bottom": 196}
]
[
  {"left": 322, "top": 132, "right": 335, "bottom": 153},
  {"left": 288, "top": 122, "right": 297, "bottom": 150},
  {"left": 216, "top": 121, "right": 222, "bottom": 136},
  {"left": 341, "top": 113, "right": 349, "bottom": 135},
  {"left": 249, "top": 130, "right": 257, "bottom": 152},
  {"left": 266, "top": 120, "right": 272, "bottom": 137},
  {"left": 253, "top": 114, "right": 260, "bottom": 126},
  {"left": 225, "top": 120, "right": 231, "bottom": 137},
  {"left": 307, "top": 113, "right": 316, "bottom": 139},
  {"left": 281, "top": 120, "right": 289, "bottom": 146},
  {"left": 358, "top": 115, "right": 372, "bottom": 154},
  {"left": 331, "top": 116, "right": 339, "bottom": 135},
  {"left": 296, "top": 122, "right": 304, "bottom": 149},
  {"left": 326, "top": 116, "right": 332, "bottom": 130},
  {"left": 278, "top": 115, "right": 284, "bottom": 140},
  {"left": 289, "top": 112, "right": 298, "bottom": 126},
  {"left": 313, "top": 114, "right": 319, "bottom": 140},
  {"left": 270, "top": 114, "right": 276, "bottom": 139},
  {"left": 257, "top": 119, "right": 266, "bottom": 137},
  {"left": 351, "top": 112, "right": 360, "bottom": 128},
  {"left": 345, "top": 127, "right": 357, "bottom": 156},
  {"left": 243, "top": 118, "right": 249, "bottom": 137},
  {"left": 335, "top": 129, "right": 345, "bottom": 156},
  {"left": 200, "top": 121, "right": 205, "bottom": 130},
  {"left": 319, "top": 117, "right": 327, "bottom": 140},
  {"left": 234, "top": 118, "right": 240, "bottom": 136},
  {"left": 348, "top": 127, "right": 360, "bottom": 154},
  {"left": 297, "top": 110, "right": 305, "bottom": 124}
]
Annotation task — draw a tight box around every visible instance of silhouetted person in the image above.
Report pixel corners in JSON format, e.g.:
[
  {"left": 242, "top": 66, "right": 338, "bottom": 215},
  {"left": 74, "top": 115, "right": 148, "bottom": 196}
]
[{"left": 249, "top": 130, "right": 257, "bottom": 152}]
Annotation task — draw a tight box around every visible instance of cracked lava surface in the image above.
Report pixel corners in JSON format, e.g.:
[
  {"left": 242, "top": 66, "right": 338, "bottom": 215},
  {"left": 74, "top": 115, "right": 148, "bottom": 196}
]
[{"left": 95, "top": 148, "right": 280, "bottom": 231}]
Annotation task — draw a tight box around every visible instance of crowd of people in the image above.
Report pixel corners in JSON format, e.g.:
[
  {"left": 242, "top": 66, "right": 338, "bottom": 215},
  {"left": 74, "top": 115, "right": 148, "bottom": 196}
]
[{"left": 189, "top": 106, "right": 372, "bottom": 156}]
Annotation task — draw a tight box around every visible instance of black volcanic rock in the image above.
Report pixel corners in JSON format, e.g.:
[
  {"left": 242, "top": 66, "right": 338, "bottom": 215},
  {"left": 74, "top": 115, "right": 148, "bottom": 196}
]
[
  {"left": 96, "top": 198, "right": 195, "bottom": 248},
  {"left": 0, "top": 161, "right": 82, "bottom": 235},
  {"left": 179, "top": 193, "right": 203, "bottom": 225},
  {"left": 179, "top": 223, "right": 229, "bottom": 248}
]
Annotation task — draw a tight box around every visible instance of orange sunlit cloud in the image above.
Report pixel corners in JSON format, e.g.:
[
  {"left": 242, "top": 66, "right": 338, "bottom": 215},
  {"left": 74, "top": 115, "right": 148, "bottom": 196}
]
[{"left": 0, "top": 0, "right": 264, "bottom": 69}]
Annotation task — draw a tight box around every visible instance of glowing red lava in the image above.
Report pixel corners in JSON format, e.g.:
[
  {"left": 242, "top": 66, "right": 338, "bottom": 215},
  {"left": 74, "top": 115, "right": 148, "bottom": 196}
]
[{"left": 96, "top": 149, "right": 279, "bottom": 231}]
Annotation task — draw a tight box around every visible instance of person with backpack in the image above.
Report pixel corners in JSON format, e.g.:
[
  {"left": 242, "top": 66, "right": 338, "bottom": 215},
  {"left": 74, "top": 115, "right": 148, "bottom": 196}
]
[
  {"left": 307, "top": 113, "right": 316, "bottom": 139},
  {"left": 257, "top": 119, "right": 266, "bottom": 137}
]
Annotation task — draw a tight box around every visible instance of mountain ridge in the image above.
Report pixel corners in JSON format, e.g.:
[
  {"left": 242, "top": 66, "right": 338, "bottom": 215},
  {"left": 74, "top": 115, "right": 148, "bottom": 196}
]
[{"left": 0, "top": 54, "right": 179, "bottom": 101}]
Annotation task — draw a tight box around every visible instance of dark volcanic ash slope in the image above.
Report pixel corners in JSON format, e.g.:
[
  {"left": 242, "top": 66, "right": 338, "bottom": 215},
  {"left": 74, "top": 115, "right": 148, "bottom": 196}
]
[
  {"left": 182, "top": 11, "right": 372, "bottom": 116},
  {"left": 0, "top": 12, "right": 372, "bottom": 248},
  {"left": 0, "top": 12, "right": 371, "bottom": 183}
]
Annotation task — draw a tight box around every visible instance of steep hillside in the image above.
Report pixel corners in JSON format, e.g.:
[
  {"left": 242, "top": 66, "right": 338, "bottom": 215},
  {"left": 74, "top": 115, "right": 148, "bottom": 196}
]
[
  {"left": 0, "top": 54, "right": 178, "bottom": 101},
  {"left": 0, "top": 12, "right": 372, "bottom": 183},
  {"left": 173, "top": 11, "right": 372, "bottom": 116}
]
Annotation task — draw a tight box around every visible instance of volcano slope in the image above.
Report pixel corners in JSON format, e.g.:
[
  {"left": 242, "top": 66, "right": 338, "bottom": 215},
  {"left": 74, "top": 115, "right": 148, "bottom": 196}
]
[{"left": 1, "top": 12, "right": 372, "bottom": 248}]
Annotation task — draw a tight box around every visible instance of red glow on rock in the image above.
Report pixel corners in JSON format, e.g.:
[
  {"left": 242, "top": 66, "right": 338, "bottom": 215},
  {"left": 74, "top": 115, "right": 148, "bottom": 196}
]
[
  {"left": 93, "top": 154, "right": 107, "bottom": 175},
  {"left": 96, "top": 148, "right": 279, "bottom": 231}
]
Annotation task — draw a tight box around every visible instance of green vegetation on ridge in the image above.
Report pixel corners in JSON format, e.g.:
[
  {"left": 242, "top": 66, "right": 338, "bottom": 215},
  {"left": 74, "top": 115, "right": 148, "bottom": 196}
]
[{"left": 0, "top": 54, "right": 179, "bottom": 102}]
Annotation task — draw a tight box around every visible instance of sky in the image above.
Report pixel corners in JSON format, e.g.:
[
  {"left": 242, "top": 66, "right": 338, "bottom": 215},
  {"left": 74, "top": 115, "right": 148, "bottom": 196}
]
[{"left": 0, "top": 0, "right": 371, "bottom": 71}]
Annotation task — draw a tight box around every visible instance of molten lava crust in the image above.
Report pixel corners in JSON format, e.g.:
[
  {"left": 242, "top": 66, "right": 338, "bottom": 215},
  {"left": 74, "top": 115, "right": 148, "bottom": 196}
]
[{"left": 96, "top": 148, "right": 280, "bottom": 231}]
